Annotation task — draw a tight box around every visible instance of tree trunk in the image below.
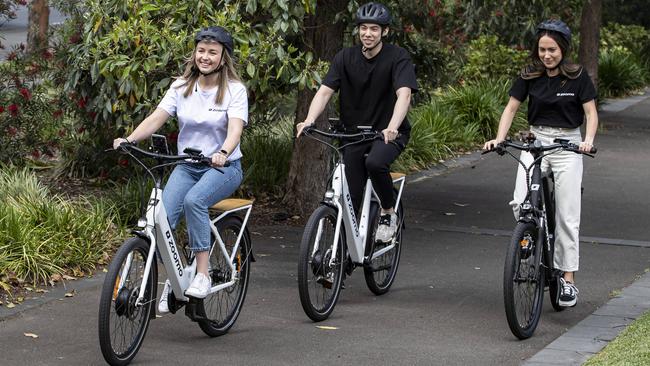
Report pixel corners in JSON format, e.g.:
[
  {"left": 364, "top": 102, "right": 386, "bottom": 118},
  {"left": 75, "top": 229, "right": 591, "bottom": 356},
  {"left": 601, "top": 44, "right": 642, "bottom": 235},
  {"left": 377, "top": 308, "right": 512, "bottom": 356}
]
[
  {"left": 578, "top": 0, "right": 602, "bottom": 92},
  {"left": 27, "top": 0, "right": 49, "bottom": 53},
  {"left": 283, "top": 0, "right": 347, "bottom": 217}
]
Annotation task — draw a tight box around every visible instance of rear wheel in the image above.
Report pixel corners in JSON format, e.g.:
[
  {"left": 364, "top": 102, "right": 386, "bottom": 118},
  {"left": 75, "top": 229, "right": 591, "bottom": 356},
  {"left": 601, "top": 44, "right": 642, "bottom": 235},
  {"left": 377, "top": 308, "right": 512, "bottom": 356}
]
[
  {"left": 364, "top": 202, "right": 403, "bottom": 295},
  {"left": 98, "top": 237, "right": 156, "bottom": 366},
  {"left": 199, "top": 215, "right": 252, "bottom": 337},
  {"left": 503, "top": 222, "right": 544, "bottom": 340},
  {"left": 297, "top": 205, "right": 344, "bottom": 322}
]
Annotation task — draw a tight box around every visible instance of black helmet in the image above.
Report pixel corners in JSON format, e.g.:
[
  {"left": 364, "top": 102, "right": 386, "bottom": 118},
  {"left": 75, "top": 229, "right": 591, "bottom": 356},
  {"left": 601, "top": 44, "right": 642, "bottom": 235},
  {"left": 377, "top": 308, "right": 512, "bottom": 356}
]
[
  {"left": 355, "top": 2, "right": 391, "bottom": 26},
  {"left": 195, "top": 26, "right": 234, "bottom": 55},
  {"left": 537, "top": 20, "right": 571, "bottom": 43}
]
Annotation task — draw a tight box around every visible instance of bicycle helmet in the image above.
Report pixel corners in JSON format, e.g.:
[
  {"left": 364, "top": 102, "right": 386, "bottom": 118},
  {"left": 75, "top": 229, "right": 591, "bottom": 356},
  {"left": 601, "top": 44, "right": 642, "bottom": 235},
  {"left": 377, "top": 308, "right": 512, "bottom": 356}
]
[
  {"left": 536, "top": 20, "right": 571, "bottom": 44},
  {"left": 355, "top": 2, "right": 391, "bottom": 26},
  {"left": 195, "top": 26, "right": 234, "bottom": 55}
]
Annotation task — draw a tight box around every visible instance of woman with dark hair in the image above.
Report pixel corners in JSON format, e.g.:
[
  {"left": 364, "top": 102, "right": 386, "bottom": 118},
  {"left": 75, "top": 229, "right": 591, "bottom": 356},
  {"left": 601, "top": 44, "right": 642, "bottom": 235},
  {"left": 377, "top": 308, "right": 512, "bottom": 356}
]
[
  {"left": 484, "top": 20, "right": 598, "bottom": 308},
  {"left": 113, "top": 26, "right": 248, "bottom": 312}
]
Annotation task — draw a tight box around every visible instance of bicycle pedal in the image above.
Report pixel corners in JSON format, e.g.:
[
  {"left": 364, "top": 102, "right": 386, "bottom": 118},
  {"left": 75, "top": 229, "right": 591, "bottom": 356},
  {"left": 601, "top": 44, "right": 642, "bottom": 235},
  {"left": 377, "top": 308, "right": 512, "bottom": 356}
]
[
  {"left": 184, "top": 298, "right": 208, "bottom": 322},
  {"left": 316, "top": 276, "right": 333, "bottom": 289}
]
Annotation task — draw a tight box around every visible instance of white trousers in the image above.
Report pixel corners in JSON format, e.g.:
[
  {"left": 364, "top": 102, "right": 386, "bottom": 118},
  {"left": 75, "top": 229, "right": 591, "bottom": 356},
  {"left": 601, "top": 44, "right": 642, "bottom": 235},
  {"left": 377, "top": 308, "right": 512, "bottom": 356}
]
[{"left": 510, "top": 126, "right": 583, "bottom": 272}]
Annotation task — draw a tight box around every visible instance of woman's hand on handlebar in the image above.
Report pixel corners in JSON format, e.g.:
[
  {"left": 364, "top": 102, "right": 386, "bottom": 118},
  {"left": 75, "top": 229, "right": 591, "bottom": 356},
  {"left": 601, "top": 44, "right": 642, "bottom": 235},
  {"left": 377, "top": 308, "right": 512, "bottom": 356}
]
[
  {"left": 296, "top": 121, "right": 314, "bottom": 138},
  {"left": 483, "top": 138, "right": 504, "bottom": 151},
  {"left": 578, "top": 140, "right": 595, "bottom": 153},
  {"left": 211, "top": 152, "right": 228, "bottom": 167},
  {"left": 113, "top": 137, "right": 131, "bottom": 150},
  {"left": 381, "top": 128, "right": 399, "bottom": 144}
]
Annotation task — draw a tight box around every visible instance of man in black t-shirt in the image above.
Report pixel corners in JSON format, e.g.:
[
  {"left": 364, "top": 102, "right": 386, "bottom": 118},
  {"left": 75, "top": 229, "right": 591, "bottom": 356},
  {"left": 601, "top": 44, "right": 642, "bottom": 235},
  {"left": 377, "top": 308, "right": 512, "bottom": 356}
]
[{"left": 297, "top": 2, "right": 418, "bottom": 243}]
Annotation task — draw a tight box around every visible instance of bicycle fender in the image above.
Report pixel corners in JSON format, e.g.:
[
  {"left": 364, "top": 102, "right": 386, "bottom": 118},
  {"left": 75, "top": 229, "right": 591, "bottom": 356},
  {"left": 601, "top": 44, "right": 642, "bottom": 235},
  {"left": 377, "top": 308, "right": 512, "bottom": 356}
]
[{"left": 130, "top": 229, "right": 151, "bottom": 243}]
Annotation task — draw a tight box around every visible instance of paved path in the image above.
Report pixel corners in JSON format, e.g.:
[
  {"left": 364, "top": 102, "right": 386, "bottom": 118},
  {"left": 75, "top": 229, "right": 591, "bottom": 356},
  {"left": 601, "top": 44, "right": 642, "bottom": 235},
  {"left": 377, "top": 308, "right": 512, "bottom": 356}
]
[{"left": 0, "top": 92, "right": 649, "bottom": 365}]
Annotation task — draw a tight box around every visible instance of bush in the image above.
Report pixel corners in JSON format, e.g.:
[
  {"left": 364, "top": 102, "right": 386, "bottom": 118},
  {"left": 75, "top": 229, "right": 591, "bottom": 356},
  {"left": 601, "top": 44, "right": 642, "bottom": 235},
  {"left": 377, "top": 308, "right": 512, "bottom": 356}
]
[
  {"left": 461, "top": 35, "right": 529, "bottom": 82},
  {"left": 240, "top": 117, "right": 293, "bottom": 197},
  {"left": 599, "top": 47, "right": 649, "bottom": 98},
  {"left": 0, "top": 46, "right": 70, "bottom": 165},
  {"left": 0, "top": 166, "right": 122, "bottom": 286},
  {"left": 601, "top": 23, "right": 650, "bottom": 64},
  {"left": 395, "top": 78, "right": 528, "bottom": 172}
]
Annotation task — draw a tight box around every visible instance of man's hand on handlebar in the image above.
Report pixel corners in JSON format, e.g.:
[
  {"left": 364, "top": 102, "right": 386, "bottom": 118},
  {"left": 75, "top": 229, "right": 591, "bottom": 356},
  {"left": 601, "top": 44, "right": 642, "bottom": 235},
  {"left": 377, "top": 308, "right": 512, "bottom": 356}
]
[
  {"left": 296, "top": 121, "right": 314, "bottom": 138},
  {"left": 483, "top": 139, "right": 504, "bottom": 151},
  {"left": 578, "top": 140, "right": 595, "bottom": 153},
  {"left": 113, "top": 137, "right": 131, "bottom": 150},
  {"left": 381, "top": 128, "right": 399, "bottom": 144}
]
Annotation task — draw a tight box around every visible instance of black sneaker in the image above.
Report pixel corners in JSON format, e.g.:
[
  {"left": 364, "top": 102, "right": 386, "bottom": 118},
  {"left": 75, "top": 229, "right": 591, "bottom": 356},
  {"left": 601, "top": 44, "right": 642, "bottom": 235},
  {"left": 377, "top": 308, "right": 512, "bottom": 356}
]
[{"left": 558, "top": 277, "right": 578, "bottom": 307}]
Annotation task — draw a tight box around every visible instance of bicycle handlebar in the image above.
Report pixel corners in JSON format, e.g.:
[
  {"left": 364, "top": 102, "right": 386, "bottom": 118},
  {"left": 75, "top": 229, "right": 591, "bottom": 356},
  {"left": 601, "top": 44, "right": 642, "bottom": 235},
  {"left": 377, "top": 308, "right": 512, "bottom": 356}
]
[
  {"left": 113, "top": 143, "right": 230, "bottom": 168},
  {"left": 483, "top": 139, "right": 597, "bottom": 157},
  {"left": 303, "top": 125, "right": 383, "bottom": 140}
]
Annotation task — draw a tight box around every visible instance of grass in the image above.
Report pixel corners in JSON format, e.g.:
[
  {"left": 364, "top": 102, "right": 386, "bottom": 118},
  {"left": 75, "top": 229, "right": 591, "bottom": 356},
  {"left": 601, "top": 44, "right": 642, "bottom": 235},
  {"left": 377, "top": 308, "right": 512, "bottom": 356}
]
[
  {"left": 599, "top": 47, "right": 650, "bottom": 98},
  {"left": 584, "top": 310, "right": 650, "bottom": 365},
  {"left": 0, "top": 166, "right": 123, "bottom": 288}
]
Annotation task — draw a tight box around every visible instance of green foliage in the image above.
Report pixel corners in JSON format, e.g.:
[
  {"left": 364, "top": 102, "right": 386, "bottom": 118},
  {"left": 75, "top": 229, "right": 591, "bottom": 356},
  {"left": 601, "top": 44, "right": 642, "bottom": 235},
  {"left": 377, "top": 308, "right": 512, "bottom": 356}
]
[
  {"left": 0, "top": 166, "right": 122, "bottom": 286},
  {"left": 53, "top": 0, "right": 324, "bottom": 177},
  {"left": 0, "top": 45, "right": 69, "bottom": 165},
  {"left": 106, "top": 175, "right": 154, "bottom": 228},
  {"left": 240, "top": 117, "right": 294, "bottom": 196},
  {"left": 598, "top": 47, "right": 649, "bottom": 98},
  {"left": 394, "top": 78, "right": 527, "bottom": 172},
  {"left": 461, "top": 35, "right": 528, "bottom": 81},
  {"left": 601, "top": 23, "right": 650, "bottom": 64}
]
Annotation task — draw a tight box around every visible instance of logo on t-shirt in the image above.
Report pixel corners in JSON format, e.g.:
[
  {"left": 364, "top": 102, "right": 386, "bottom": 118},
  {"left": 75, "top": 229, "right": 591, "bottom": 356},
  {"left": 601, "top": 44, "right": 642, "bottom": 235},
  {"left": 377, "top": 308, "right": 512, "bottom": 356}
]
[
  {"left": 208, "top": 108, "right": 227, "bottom": 112},
  {"left": 556, "top": 93, "right": 575, "bottom": 97}
]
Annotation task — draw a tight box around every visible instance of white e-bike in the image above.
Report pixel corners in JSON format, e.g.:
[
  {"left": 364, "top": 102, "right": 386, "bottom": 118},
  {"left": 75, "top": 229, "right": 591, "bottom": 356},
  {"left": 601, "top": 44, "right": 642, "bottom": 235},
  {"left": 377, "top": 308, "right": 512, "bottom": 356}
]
[
  {"left": 297, "top": 125, "right": 406, "bottom": 321},
  {"left": 98, "top": 140, "right": 254, "bottom": 365}
]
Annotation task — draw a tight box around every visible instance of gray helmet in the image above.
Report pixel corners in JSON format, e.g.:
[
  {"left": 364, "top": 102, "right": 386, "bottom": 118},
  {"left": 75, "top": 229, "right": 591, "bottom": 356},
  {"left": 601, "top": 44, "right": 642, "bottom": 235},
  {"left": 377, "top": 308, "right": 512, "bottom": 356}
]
[
  {"left": 355, "top": 2, "right": 391, "bottom": 26},
  {"left": 195, "top": 26, "right": 234, "bottom": 55},
  {"left": 537, "top": 20, "right": 571, "bottom": 43}
]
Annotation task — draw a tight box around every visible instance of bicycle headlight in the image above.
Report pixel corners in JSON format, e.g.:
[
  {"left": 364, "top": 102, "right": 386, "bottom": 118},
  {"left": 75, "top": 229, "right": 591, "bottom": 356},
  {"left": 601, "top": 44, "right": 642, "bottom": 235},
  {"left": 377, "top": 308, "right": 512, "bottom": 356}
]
[
  {"left": 324, "top": 190, "right": 335, "bottom": 199},
  {"left": 137, "top": 217, "right": 148, "bottom": 228}
]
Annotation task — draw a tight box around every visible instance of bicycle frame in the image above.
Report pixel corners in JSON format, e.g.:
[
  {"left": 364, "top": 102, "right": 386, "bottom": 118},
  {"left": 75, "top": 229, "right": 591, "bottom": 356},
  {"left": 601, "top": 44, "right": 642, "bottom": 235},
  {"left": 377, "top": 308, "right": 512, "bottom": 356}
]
[{"left": 320, "top": 161, "right": 405, "bottom": 267}]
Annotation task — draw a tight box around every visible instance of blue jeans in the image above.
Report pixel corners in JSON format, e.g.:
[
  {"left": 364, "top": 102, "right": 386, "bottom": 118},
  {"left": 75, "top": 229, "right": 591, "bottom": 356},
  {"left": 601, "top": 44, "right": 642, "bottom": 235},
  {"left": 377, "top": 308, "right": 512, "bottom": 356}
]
[{"left": 162, "top": 160, "right": 243, "bottom": 252}]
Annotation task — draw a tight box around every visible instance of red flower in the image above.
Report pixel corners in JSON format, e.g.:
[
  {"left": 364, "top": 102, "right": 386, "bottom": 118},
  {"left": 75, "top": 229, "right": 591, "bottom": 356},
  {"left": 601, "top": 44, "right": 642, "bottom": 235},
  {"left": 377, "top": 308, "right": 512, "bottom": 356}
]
[
  {"left": 118, "top": 158, "right": 129, "bottom": 167},
  {"left": 31, "top": 149, "right": 41, "bottom": 159},
  {"left": 167, "top": 131, "right": 179, "bottom": 143},
  {"left": 77, "top": 97, "right": 87, "bottom": 109},
  {"left": 19, "top": 88, "right": 31, "bottom": 101},
  {"left": 7, "top": 52, "right": 17, "bottom": 61},
  {"left": 58, "top": 128, "right": 66, "bottom": 137},
  {"left": 8, "top": 104, "right": 18, "bottom": 117},
  {"left": 495, "top": 10, "right": 504, "bottom": 17},
  {"left": 7, "top": 126, "right": 18, "bottom": 137},
  {"left": 17, "top": 0, "right": 27, "bottom": 5},
  {"left": 42, "top": 49, "right": 53, "bottom": 59},
  {"left": 69, "top": 33, "right": 81, "bottom": 44},
  {"left": 0, "top": 106, "right": 4, "bottom": 113},
  {"left": 429, "top": 9, "right": 436, "bottom": 17},
  {"left": 53, "top": 109, "right": 64, "bottom": 118},
  {"left": 77, "top": 126, "right": 86, "bottom": 133}
]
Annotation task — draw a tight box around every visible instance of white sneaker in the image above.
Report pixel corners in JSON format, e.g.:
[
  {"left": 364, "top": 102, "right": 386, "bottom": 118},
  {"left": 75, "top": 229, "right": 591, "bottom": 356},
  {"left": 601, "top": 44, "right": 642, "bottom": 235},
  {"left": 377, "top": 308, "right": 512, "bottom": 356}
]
[
  {"left": 375, "top": 213, "right": 397, "bottom": 243},
  {"left": 158, "top": 280, "right": 171, "bottom": 314},
  {"left": 185, "top": 273, "right": 212, "bottom": 298}
]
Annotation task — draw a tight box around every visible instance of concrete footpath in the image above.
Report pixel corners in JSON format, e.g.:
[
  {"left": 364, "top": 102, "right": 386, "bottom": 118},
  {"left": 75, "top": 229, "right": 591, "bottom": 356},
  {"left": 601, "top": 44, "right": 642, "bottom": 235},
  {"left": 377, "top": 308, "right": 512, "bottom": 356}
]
[{"left": 0, "top": 90, "right": 649, "bottom": 365}]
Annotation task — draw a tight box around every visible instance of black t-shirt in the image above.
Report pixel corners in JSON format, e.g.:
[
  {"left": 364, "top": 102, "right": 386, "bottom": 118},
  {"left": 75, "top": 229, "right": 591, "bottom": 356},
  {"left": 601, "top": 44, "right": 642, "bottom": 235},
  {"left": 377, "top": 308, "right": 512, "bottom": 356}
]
[
  {"left": 509, "top": 69, "right": 597, "bottom": 128},
  {"left": 322, "top": 43, "right": 418, "bottom": 134}
]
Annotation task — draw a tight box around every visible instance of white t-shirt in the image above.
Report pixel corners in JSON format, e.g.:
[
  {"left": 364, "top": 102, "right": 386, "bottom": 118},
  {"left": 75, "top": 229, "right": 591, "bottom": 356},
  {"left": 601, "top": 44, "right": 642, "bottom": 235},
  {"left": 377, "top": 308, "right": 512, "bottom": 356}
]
[{"left": 158, "top": 78, "right": 248, "bottom": 160}]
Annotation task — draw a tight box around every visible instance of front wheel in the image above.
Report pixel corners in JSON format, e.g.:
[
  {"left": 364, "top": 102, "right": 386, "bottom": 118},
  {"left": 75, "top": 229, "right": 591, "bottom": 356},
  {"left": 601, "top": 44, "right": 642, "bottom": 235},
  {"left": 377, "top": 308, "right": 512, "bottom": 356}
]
[
  {"left": 198, "top": 215, "right": 252, "bottom": 337},
  {"left": 297, "top": 205, "right": 344, "bottom": 322},
  {"left": 364, "top": 202, "right": 403, "bottom": 295},
  {"left": 503, "top": 222, "right": 544, "bottom": 340},
  {"left": 98, "top": 237, "right": 156, "bottom": 366}
]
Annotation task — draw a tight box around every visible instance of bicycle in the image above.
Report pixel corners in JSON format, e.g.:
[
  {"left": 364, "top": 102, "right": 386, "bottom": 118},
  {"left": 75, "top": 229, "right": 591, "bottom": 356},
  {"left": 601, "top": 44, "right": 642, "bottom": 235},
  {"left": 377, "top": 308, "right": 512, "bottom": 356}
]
[
  {"left": 484, "top": 132, "right": 596, "bottom": 339},
  {"left": 297, "top": 124, "right": 406, "bottom": 322},
  {"left": 98, "top": 139, "right": 254, "bottom": 365}
]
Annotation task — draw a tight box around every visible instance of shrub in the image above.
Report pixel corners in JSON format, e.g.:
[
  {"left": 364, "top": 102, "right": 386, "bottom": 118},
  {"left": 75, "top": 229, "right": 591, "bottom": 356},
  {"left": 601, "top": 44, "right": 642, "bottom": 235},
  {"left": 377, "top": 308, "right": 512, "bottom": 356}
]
[
  {"left": 461, "top": 35, "right": 529, "bottom": 82},
  {"left": 0, "top": 45, "right": 70, "bottom": 165},
  {"left": 599, "top": 47, "right": 649, "bottom": 98},
  {"left": 0, "top": 166, "right": 122, "bottom": 286},
  {"left": 601, "top": 23, "right": 650, "bottom": 64},
  {"left": 240, "top": 117, "right": 293, "bottom": 196}
]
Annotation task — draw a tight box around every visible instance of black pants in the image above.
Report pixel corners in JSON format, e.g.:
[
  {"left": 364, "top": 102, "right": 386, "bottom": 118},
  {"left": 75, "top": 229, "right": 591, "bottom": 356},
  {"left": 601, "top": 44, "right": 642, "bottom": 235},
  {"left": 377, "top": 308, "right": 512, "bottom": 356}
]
[{"left": 343, "top": 134, "right": 408, "bottom": 212}]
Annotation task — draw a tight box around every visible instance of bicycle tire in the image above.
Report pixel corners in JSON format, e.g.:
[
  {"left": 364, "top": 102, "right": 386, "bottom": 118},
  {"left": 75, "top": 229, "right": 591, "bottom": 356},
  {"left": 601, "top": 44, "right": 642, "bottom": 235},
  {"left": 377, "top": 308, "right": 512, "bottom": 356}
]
[
  {"left": 363, "top": 202, "right": 403, "bottom": 295},
  {"left": 549, "top": 272, "right": 566, "bottom": 312},
  {"left": 198, "top": 215, "right": 252, "bottom": 337},
  {"left": 297, "top": 205, "right": 344, "bottom": 322},
  {"left": 98, "top": 237, "right": 156, "bottom": 366},
  {"left": 503, "top": 222, "right": 545, "bottom": 340}
]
